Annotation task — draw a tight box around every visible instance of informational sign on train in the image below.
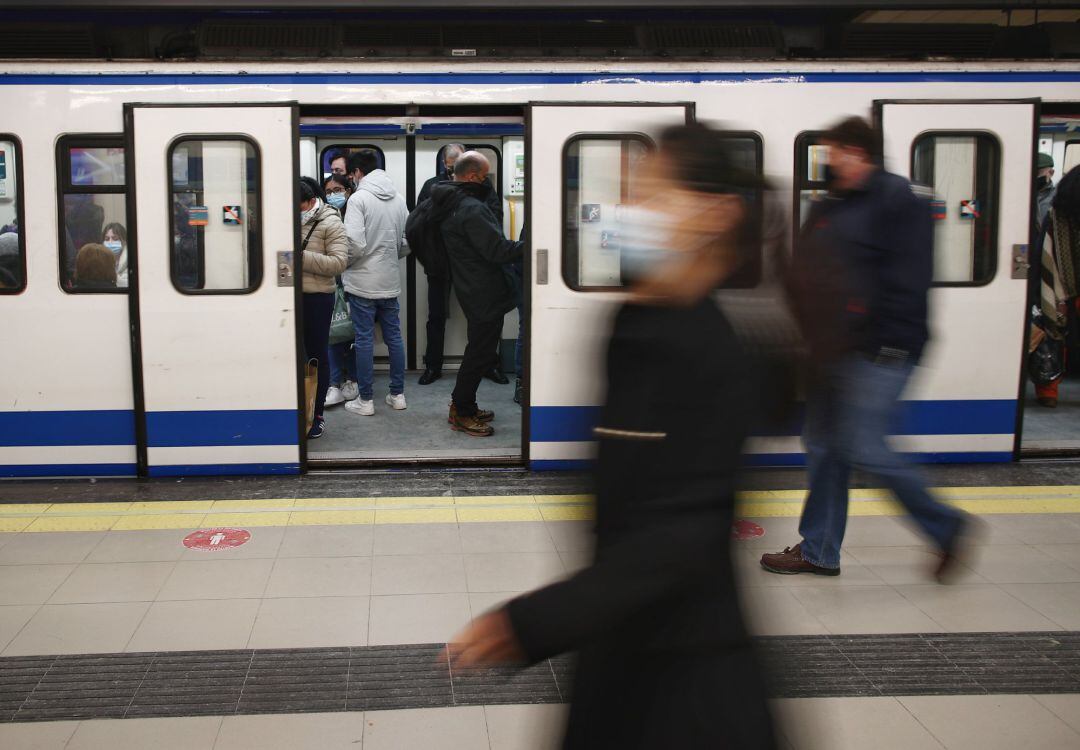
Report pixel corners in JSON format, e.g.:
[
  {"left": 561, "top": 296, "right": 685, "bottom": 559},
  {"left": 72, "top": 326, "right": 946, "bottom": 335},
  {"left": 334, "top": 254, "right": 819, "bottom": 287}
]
[{"left": 183, "top": 528, "right": 251, "bottom": 551}]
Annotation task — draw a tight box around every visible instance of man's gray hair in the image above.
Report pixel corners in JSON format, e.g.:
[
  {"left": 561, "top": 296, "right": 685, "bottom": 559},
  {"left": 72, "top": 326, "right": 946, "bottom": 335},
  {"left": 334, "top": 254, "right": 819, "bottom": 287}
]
[
  {"left": 444, "top": 143, "right": 466, "bottom": 160},
  {"left": 453, "top": 151, "right": 489, "bottom": 180}
]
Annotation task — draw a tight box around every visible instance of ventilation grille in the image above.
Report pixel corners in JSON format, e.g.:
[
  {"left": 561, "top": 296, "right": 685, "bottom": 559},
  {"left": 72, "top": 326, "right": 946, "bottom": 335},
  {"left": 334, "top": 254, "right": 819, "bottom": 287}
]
[
  {"left": 650, "top": 24, "right": 782, "bottom": 53},
  {"left": 199, "top": 23, "right": 340, "bottom": 54},
  {"left": 842, "top": 24, "right": 998, "bottom": 58},
  {"left": 0, "top": 25, "right": 96, "bottom": 58}
]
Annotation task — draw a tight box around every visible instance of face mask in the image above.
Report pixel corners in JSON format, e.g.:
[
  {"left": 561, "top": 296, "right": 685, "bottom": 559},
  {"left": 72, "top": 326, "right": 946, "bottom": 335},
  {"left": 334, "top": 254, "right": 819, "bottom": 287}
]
[
  {"left": 300, "top": 198, "right": 321, "bottom": 225},
  {"left": 1037, "top": 175, "right": 1052, "bottom": 190},
  {"left": 104, "top": 240, "right": 123, "bottom": 254},
  {"left": 616, "top": 206, "right": 678, "bottom": 281},
  {"left": 326, "top": 193, "right": 347, "bottom": 210}
]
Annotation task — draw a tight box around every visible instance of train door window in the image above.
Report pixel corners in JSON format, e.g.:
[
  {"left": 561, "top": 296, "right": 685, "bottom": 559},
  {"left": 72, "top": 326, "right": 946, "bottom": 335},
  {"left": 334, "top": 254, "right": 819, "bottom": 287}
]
[
  {"left": 435, "top": 144, "right": 502, "bottom": 194},
  {"left": 169, "top": 137, "right": 262, "bottom": 293},
  {"left": 563, "top": 134, "right": 652, "bottom": 290},
  {"left": 718, "top": 132, "right": 764, "bottom": 289},
  {"left": 0, "top": 136, "right": 25, "bottom": 293},
  {"left": 794, "top": 132, "right": 828, "bottom": 230},
  {"left": 319, "top": 144, "right": 386, "bottom": 180},
  {"left": 1064, "top": 140, "right": 1080, "bottom": 176},
  {"left": 57, "top": 136, "right": 129, "bottom": 293},
  {"left": 912, "top": 133, "right": 1000, "bottom": 285}
]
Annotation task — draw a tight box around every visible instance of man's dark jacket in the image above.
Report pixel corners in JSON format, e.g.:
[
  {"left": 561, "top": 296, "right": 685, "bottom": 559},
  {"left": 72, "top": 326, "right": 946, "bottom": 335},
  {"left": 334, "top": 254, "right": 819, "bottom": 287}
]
[
  {"left": 792, "top": 168, "right": 933, "bottom": 362},
  {"left": 418, "top": 173, "right": 503, "bottom": 222},
  {"left": 430, "top": 181, "right": 521, "bottom": 322}
]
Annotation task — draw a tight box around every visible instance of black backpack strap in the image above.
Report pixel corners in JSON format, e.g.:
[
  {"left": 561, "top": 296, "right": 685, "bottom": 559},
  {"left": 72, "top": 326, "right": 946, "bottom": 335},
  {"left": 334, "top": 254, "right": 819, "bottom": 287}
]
[{"left": 301, "top": 218, "right": 322, "bottom": 251}]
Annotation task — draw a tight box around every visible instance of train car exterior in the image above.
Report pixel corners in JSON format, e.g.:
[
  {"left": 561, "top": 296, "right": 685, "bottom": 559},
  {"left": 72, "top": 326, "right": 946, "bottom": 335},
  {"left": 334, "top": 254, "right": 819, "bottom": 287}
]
[{"left": 0, "top": 60, "right": 1074, "bottom": 478}]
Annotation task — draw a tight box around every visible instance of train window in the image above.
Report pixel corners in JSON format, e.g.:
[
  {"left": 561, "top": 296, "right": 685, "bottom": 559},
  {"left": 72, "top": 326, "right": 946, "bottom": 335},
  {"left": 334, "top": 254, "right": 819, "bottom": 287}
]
[
  {"left": 319, "top": 144, "right": 386, "bottom": 179},
  {"left": 912, "top": 133, "right": 1000, "bottom": 285},
  {"left": 563, "top": 134, "right": 653, "bottom": 290},
  {"left": 1064, "top": 140, "right": 1080, "bottom": 176},
  {"left": 794, "top": 132, "right": 828, "bottom": 230},
  {"left": 434, "top": 144, "right": 502, "bottom": 195},
  {"left": 169, "top": 137, "right": 262, "bottom": 294},
  {"left": 57, "top": 136, "right": 129, "bottom": 294},
  {"left": 0, "top": 136, "right": 25, "bottom": 294}
]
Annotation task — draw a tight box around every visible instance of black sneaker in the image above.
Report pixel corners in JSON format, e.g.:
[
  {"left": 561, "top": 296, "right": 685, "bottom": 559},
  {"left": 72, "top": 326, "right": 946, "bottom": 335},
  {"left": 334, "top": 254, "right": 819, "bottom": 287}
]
[
  {"left": 513, "top": 378, "right": 522, "bottom": 404},
  {"left": 484, "top": 367, "right": 509, "bottom": 385},
  {"left": 418, "top": 368, "right": 442, "bottom": 385},
  {"left": 307, "top": 416, "right": 324, "bottom": 440}
]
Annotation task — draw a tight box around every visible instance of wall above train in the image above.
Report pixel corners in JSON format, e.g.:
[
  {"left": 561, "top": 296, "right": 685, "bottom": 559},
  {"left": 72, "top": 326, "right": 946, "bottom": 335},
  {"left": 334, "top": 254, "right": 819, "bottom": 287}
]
[{"left": 2, "top": 7, "right": 1080, "bottom": 61}]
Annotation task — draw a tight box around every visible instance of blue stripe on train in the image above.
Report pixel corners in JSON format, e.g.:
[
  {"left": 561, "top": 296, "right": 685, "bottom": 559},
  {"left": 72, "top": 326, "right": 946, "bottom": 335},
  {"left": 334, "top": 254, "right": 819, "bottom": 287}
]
[
  {"left": 530, "top": 400, "right": 1018, "bottom": 443},
  {"left": 0, "top": 463, "right": 137, "bottom": 478},
  {"left": 0, "top": 410, "right": 136, "bottom": 447},
  {"left": 146, "top": 410, "right": 298, "bottom": 447}
]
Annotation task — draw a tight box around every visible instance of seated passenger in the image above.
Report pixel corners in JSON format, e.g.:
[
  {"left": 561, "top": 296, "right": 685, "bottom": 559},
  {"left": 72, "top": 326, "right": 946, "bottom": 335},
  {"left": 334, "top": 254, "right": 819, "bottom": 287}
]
[
  {"left": 74, "top": 243, "right": 117, "bottom": 289},
  {"left": 102, "top": 222, "right": 129, "bottom": 288}
]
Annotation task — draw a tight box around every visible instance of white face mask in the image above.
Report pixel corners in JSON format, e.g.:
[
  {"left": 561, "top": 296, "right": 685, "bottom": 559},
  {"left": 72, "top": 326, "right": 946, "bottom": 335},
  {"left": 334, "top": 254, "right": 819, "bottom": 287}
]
[
  {"left": 300, "top": 198, "right": 321, "bottom": 225},
  {"left": 103, "top": 240, "right": 123, "bottom": 255},
  {"left": 616, "top": 206, "right": 678, "bottom": 280}
]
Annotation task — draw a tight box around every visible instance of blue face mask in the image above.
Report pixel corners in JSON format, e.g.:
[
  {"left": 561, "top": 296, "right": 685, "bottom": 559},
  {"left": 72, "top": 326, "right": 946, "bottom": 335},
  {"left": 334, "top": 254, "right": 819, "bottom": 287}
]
[
  {"left": 104, "top": 240, "right": 123, "bottom": 255},
  {"left": 326, "top": 193, "right": 347, "bottom": 210}
]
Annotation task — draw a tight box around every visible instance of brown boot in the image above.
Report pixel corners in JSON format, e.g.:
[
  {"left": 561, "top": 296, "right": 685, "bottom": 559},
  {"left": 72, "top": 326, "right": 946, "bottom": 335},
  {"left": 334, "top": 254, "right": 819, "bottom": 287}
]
[
  {"left": 449, "top": 405, "right": 494, "bottom": 437},
  {"left": 760, "top": 543, "right": 840, "bottom": 576},
  {"left": 448, "top": 403, "right": 494, "bottom": 424}
]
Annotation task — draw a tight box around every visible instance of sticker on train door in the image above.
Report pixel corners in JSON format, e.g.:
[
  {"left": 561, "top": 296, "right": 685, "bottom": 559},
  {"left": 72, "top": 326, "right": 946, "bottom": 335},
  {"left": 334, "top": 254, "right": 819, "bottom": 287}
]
[
  {"left": 223, "top": 205, "right": 242, "bottom": 225},
  {"left": 930, "top": 200, "right": 946, "bottom": 220},
  {"left": 581, "top": 204, "right": 601, "bottom": 223},
  {"left": 188, "top": 205, "right": 209, "bottom": 226},
  {"left": 960, "top": 199, "right": 980, "bottom": 219}
]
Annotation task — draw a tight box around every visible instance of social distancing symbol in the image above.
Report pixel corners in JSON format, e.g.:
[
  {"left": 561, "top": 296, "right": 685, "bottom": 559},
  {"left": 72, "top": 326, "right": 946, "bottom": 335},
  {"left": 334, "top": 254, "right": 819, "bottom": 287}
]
[
  {"left": 183, "top": 528, "right": 251, "bottom": 551},
  {"left": 731, "top": 520, "right": 765, "bottom": 540}
]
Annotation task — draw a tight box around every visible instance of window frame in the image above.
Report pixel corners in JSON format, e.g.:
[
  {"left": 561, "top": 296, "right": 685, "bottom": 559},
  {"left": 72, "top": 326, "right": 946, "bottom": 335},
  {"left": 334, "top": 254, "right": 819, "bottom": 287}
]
[
  {"left": 561, "top": 131, "right": 656, "bottom": 293},
  {"left": 434, "top": 143, "right": 504, "bottom": 197},
  {"left": 318, "top": 143, "right": 387, "bottom": 178},
  {"left": 167, "top": 134, "right": 264, "bottom": 296},
  {"left": 56, "top": 133, "right": 128, "bottom": 295},
  {"left": 715, "top": 130, "right": 765, "bottom": 290},
  {"left": 911, "top": 129, "right": 1001, "bottom": 289},
  {"left": 0, "top": 133, "right": 27, "bottom": 295},
  {"left": 792, "top": 130, "right": 828, "bottom": 236},
  {"left": 1062, "top": 138, "right": 1080, "bottom": 174}
]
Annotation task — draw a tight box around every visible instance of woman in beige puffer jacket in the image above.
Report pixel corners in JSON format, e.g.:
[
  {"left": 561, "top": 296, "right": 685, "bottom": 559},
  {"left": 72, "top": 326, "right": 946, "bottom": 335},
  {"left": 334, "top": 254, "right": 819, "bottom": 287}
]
[{"left": 300, "top": 178, "right": 349, "bottom": 438}]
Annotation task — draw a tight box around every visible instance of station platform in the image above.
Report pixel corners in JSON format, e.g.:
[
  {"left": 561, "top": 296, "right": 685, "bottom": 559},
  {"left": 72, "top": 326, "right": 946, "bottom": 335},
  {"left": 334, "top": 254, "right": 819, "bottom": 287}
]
[{"left": 0, "top": 464, "right": 1078, "bottom": 749}]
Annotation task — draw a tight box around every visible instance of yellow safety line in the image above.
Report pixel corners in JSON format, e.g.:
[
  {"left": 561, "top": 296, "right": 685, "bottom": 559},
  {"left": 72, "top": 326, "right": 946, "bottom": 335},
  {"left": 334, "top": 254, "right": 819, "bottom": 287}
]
[{"left": 0, "top": 486, "right": 1078, "bottom": 533}]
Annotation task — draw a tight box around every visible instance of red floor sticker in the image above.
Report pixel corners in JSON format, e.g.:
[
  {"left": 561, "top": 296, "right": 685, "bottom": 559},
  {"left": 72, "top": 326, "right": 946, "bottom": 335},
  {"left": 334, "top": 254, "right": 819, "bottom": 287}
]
[
  {"left": 731, "top": 520, "right": 764, "bottom": 540},
  {"left": 183, "top": 528, "right": 251, "bottom": 551}
]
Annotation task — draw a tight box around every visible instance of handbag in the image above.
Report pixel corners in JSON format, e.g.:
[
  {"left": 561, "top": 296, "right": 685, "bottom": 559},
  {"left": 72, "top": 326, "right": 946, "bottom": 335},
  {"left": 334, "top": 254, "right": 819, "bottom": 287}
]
[{"left": 329, "top": 285, "right": 353, "bottom": 345}]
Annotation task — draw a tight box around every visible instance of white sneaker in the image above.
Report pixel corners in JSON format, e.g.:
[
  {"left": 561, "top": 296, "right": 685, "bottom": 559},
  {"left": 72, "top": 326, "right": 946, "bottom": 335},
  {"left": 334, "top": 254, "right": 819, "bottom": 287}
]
[
  {"left": 324, "top": 386, "right": 345, "bottom": 407},
  {"left": 345, "top": 398, "right": 375, "bottom": 416},
  {"left": 341, "top": 380, "right": 359, "bottom": 401},
  {"left": 385, "top": 393, "right": 407, "bottom": 411}
]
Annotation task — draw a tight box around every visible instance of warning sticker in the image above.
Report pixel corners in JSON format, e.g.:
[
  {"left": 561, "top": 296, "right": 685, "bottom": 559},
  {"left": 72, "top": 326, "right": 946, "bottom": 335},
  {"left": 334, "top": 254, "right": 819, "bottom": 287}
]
[
  {"left": 183, "top": 528, "right": 250, "bottom": 551},
  {"left": 223, "top": 205, "right": 242, "bottom": 225},
  {"left": 188, "top": 205, "right": 209, "bottom": 227},
  {"left": 731, "top": 520, "right": 765, "bottom": 540}
]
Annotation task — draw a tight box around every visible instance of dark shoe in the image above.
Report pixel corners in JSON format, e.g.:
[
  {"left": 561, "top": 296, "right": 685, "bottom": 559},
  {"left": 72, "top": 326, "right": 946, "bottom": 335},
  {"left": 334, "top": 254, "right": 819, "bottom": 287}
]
[
  {"left": 449, "top": 403, "right": 494, "bottom": 424},
  {"left": 485, "top": 367, "right": 509, "bottom": 385},
  {"left": 513, "top": 377, "right": 522, "bottom": 405},
  {"left": 935, "top": 517, "right": 980, "bottom": 584},
  {"left": 418, "top": 368, "right": 442, "bottom": 385},
  {"left": 307, "top": 416, "right": 324, "bottom": 440},
  {"left": 1037, "top": 396, "right": 1058, "bottom": 408},
  {"left": 449, "top": 406, "right": 494, "bottom": 437},
  {"left": 760, "top": 543, "right": 840, "bottom": 576}
]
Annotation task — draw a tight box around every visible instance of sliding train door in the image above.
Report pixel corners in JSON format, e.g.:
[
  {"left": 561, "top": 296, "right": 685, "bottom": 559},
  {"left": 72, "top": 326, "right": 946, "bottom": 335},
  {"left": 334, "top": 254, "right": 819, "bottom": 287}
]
[
  {"left": 525, "top": 103, "right": 692, "bottom": 469},
  {"left": 876, "top": 99, "right": 1036, "bottom": 461},
  {"left": 125, "top": 103, "right": 301, "bottom": 476}
]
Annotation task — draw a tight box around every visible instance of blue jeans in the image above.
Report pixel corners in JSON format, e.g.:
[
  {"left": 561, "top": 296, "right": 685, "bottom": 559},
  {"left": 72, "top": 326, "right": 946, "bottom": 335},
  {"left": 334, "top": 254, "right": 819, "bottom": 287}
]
[
  {"left": 798, "top": 355, "right": 965, "bottom": 569},
  {"left": 328, "top": 342, "right": 356, "bottom": 386},
  {"left": 347, "top": 294, "right": 405, "bottom": 400}
]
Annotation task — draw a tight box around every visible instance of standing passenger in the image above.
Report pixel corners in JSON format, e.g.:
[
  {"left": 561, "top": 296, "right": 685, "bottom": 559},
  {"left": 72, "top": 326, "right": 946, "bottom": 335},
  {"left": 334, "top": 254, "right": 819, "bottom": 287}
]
[
  {"left": 102, "top": 222, "right": 129, "bottom": 288},
  {"left": 1037, "top": 152, "right": 1057, "bottom": 228},
  {"left": 342, "top": 150, "right": 409, "bottom": 416},
  {"left": 299, "top": 178, "right": 348, "bottom": 439},
  {"left": 328, "top": 150, "right": 348, "bottom": 178},
  {"left": 322, "top": 174, "right": 359, "bottom": 408},
  {"left": 449, "top": 125, "right": 777, "bottom": 749}
]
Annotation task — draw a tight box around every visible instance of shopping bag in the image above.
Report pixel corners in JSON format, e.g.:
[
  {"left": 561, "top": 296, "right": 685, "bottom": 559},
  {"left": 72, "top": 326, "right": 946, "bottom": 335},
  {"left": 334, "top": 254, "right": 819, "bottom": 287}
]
[
  {"left": 304, "top": 357, "right": 318, "bottom": 433},
  {"left": 329, "top": 286, "right": 354, "bottom": 345}
]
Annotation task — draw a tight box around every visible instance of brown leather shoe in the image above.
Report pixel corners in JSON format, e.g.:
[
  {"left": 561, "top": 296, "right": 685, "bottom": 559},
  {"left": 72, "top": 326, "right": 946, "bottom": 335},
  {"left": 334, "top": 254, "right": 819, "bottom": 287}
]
[
  {"left": 760, "top": 543, "right": 840, "bottom": 576},
  {"left": 449, "top": 406, "right": 494, "bottom": 437},
  {"left": 448, "top": 403, "right": 494, "bottom": 424},
  {"left": 935, "top": 516, "right": 980, "bottom": 584}
]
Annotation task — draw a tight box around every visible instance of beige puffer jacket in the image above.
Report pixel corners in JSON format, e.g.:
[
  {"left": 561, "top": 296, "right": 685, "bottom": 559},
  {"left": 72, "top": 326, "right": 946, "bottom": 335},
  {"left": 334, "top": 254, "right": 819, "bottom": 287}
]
[{"left": 301, "top": 202, "right": 348, "bottom": 293}]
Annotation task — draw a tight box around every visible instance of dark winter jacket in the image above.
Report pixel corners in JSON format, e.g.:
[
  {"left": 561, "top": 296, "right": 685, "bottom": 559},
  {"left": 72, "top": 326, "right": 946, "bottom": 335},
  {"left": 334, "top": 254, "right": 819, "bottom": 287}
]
[
  {"left": 504, "top": 299, "right": 777, "bottom": 750},
  {"left": 419, "top": 173, "right": 503, "bottom": 223},
  {"left": 431, "top": 181, "right": 522, "bottom": 322},
  {"left": 794, "top": 168, "right": 933, "bottom": 362}
]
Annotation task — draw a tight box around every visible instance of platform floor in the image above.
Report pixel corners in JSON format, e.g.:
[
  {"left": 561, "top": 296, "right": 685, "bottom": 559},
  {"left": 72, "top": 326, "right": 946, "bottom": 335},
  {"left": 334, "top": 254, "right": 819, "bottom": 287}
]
[{"left": 0, "top": 466, "right": 1078, "bottom": 748}]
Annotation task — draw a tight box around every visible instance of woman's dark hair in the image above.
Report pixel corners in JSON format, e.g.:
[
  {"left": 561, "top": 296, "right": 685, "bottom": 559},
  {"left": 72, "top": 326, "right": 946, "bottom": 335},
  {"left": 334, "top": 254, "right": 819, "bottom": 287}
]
[
  {"left": 1053, "top": 164, "right": 1080, "bottom": 225},
  {"left": 347, "top": 149, "right": 379, "bottom": 177},
  {"left": 299, "top": 176, "right": 324, "bottom": 204},
  {"left": 821, "top": 116, "right": 881, "bottom": 159},
  {"left": 324, "top": 173, "right": 351, "bottom": 194},
  {"left": 102, "top": 222, "right": 127, "bottom": 245}
]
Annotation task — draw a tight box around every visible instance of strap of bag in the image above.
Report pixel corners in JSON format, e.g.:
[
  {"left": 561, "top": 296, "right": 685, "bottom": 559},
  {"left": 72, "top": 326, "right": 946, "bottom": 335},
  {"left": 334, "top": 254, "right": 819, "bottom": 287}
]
[{"left": 301, "top": 218, "right": 322, "bottom": 251}]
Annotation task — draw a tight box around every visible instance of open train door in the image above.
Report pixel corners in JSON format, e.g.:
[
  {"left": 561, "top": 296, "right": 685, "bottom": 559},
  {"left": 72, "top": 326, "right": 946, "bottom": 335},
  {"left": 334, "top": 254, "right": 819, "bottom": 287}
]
[
  {"left": 124, "top": 103, "right": 302, "bottom": 477},
  {"left": 876, "top": 99, "right": 1037, "bottom": 461},
  {"left": 525, "top": 103, "right": 693, "bottom": 469}
]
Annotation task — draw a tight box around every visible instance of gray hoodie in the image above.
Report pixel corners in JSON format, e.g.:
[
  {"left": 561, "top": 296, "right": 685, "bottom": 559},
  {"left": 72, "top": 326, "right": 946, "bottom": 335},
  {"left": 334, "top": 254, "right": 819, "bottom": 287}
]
[{"left": 342, "top": 170, "right": 409, "bottom": 299}]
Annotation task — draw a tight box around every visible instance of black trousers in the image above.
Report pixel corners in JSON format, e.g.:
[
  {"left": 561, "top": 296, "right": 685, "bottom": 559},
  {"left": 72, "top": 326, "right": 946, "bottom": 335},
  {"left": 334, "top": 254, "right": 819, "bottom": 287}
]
[
  {"left": 452, "top": 317, "right": 502, "bottom": 417},
  {"left": 423, "top": 271, "right": 452, "bottom": 370},
  {"left": 302, "top": 291, "right": 335, "bottom": 419}
]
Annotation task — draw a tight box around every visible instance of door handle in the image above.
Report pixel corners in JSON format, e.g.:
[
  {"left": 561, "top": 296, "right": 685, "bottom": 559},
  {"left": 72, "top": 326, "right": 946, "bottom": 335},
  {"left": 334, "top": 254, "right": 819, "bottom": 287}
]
[
  {"left": 277, "top": 251, "right": 294, "bottom": 287},
  {"left": 1012, "top": 244, "right": 1029, "bottom": 280},
  {"left": 536, "top": 248, "right": 548, "bottom": 285}
]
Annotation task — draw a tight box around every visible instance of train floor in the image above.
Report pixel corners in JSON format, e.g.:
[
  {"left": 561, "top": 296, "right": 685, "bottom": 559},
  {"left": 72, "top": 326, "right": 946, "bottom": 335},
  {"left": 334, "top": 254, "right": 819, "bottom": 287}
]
[
  {"left": 1023, "top": 377, "right": 1080, "bottom": 449},
  {"left": 0, "top": 465, "right": 1078, "bottom": 748},
  {"left": 311, "top": 371, "right": 522, "bottom": 461}
]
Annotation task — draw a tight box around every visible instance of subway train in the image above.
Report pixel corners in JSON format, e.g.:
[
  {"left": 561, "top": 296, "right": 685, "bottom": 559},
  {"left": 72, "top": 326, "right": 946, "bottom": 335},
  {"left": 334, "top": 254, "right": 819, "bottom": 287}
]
[{"left": 1, "top": 59, "right": 1078, "bottom": 478}]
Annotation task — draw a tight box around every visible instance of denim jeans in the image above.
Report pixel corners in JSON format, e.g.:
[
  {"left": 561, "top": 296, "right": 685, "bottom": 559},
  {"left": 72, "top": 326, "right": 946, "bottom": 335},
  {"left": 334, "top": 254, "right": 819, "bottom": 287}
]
[
  {"left": 347, "top": 294, "right": 405, "bottom": 400},
  {"left": 798, "top": 355, "right": 965, "bottom": 569},
  {"left": 328, "top": 342, "right": 356, "bottom": 387}
]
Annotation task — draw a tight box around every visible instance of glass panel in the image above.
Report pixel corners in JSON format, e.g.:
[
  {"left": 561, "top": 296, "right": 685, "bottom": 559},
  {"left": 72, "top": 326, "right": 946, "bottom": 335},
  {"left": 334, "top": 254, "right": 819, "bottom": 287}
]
[
  {"left": 1065, "top": 141, "right": 1080, "bottom": 175},
  {"left": 70, "top": 146, "right": 126, "bottom": 187},
  {"left": 913, "top": 133, "right": 998, "bottom": 284},
  {"left": 320, "top": 145, "right": 385, "bottom": 179},
  {"left": 61, "top": 193, "right": 128, "bottom": 291},
  {"left": 563, "top": 137, "right": 650, "bottom": 289},
  {"left": 0, "top": 140, "right": 23, "bottom": 292},
  {"left": 806, "top": 143, "right": 829, "bottom": 183},
  {"left": 170, "top": 139, "right": 260, "bottom": 293},
  {"left": 799, "top": 189, "right": 827, "bottom": 227}
]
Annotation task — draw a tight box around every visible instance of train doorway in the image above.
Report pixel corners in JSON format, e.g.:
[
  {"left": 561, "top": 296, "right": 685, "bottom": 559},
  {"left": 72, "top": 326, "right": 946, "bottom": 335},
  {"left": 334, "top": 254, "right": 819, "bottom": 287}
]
[{"left": 298, "top": 108, "right": 527, "bottom": 466}]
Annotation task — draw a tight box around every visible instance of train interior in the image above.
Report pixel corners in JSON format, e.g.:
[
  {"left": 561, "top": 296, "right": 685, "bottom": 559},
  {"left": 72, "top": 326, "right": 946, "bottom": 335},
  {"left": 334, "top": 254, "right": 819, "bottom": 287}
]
[{"left": 297, "top": 107, "right": 527, "bottom": 465}]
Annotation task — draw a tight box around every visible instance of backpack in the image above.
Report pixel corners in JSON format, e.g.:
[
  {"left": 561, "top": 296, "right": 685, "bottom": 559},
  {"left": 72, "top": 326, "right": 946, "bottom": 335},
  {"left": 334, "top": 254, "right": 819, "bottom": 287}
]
[{"left": 406, "top": 197, "right": 451, "bottom": 276}]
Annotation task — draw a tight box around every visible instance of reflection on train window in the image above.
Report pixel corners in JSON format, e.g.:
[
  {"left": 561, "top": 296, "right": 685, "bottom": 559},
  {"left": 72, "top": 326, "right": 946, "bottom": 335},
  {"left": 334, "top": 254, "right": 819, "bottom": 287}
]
[
  {"left": 794, "top": 132, "right": 827, "bottom": 230},
  {"left": 434, "top": 144, "right": 502, "bottom": 194},
  {"left": 0, "top": 137, "right": 25, "bottom": 293},
  {"left": 563, "top": 135, "right": 652, "bottom": 290},
  {"left": 1064, "top": 140, "right": 1080, "bottom": 176},
  {"left": 912, "top": 133, "right": 1000, "bottom": 285},
  {"left": 716, "top": 132, "right": 764, "bottom": 289},
  {"left": 57, "top": 136, "right": 128, "bottom": 293},
  {"left": 169, "top": 138, "right": 261, "bottom": 294},
  {"left": 319, "top": 144, "right": 385, "bottom": 179}
]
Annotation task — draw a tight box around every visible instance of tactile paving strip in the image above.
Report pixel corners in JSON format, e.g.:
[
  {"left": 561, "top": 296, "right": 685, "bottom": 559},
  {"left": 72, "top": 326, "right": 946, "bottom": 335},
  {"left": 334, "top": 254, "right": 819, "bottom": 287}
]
[{"left": 0, "top": 632, "right": 1077, "bottom": 723}]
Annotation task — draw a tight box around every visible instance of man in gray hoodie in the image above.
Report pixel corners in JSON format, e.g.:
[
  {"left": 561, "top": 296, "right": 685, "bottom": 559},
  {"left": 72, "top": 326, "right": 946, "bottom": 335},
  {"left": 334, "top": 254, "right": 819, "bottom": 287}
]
[{"left": 342, "top": 150, "right": 410, "bottom": 416}]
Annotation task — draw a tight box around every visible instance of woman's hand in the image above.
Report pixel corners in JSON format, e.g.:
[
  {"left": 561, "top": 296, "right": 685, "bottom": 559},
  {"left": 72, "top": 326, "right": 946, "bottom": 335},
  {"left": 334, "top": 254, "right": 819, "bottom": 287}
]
[{"left": 445, "top": 609, "right": 525, "bottom": 668}]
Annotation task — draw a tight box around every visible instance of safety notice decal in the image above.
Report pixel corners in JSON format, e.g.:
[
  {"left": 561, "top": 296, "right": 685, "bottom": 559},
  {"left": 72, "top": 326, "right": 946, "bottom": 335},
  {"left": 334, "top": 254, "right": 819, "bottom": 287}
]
[{"left": 183, "top": 528, "right": 251, "bottom": 551}]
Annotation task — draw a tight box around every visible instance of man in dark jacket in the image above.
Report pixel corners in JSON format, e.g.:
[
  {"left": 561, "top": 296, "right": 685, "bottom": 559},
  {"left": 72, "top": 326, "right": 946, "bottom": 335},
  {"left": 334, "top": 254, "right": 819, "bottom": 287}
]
[
  {"left": 416, "top": 144, "right": 509, "bottom": 386},
  {"left": 429, "top": 151, "right": 523, "bottom": 436},
  {"left": 762, "top": 116, "right": 969, "bottom": 581}
]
